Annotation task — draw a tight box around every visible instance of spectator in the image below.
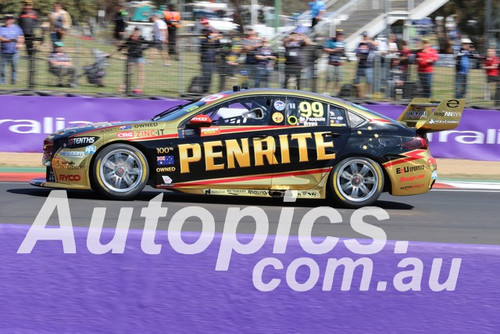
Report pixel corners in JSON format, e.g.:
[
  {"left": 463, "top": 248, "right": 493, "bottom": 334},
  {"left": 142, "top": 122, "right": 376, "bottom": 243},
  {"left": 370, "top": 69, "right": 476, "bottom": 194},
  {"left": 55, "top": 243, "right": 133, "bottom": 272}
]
[
  {"left": 241, "top": 29, "right": 262, "bottom": 87},
  {"left": 199, "top": 28, "right": 221, "bottom": 93},
  {"left": 224, "top": 41, "right": 242, "bottom": 89},
  {"left": 309, "top": 0, "right": 326, "bottom": 29},
  {"left": 18, "top": 0, "right": 38, "bottom": 57},
  {"left": 399, "top": 40, "right": 412, "bottom": 81},
  {"left": 484, "top": 48, "right": 499, "bottom": 100},
  {"left": 48, "top": 2, "right": 71, "bottom": 51},
  {"left": 151, "top": 14, "right": 170, "bottom": 66},
  {"left": 387, "top": 58, "right": 404, "bottom": 98},
  {"left": 282, "top": 32, "right": 312, "bottom": 90},
  {"left": 117, "top": 28, "right": 150, "bottom": 94},
  {"left": 200, "top": 18, "right": 218, "bottom": 34},
  {"left": 354, "top": 31, "right": 377, "bottom": 96},
  {"left": 323, "top": 29, "right": 345, "bottom": 95},
  {"left": 113, "top": 3, "right": 128, "bottom": 45},
  {"left": 0, "top": 14, "right": 24, "bottom": 85},
  {"left": 385, "top": 34, "right": 400, "bottom": 84},
  {"left": 254, "top": 38, "right": 276, "bottom": 88},
  {"left": 48, "top": 41, "right": 77, "bottom": 88},
  {"left": 416, "top": 39, "right": 438, "bottom": 98},
  {"left": 387, "top": 34, "right": 399, "bottom": 57},
  {"left": 376, "top": 36, "right": 389, "bottom": 85},
  {"left": 454, "top": 38, "right": 480, "bottom": 99},
  {"left": 163, "top": 4, "right": 181, "bottom": 60}
]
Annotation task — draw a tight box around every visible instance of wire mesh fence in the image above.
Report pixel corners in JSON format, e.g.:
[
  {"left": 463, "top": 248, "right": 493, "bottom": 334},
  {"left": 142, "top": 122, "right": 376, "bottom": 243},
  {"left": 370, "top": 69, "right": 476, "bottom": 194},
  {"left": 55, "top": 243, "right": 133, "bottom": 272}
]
[{"left": 1, "top": 25, "right": 499, "bottom": 107}]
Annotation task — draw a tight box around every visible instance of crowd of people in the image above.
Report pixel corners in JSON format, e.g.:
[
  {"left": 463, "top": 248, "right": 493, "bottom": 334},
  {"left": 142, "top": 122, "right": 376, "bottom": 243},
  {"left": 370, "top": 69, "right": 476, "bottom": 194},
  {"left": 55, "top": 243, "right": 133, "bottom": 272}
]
[{"left": 0, "top": 0, "right": 499, "bottom": 100}]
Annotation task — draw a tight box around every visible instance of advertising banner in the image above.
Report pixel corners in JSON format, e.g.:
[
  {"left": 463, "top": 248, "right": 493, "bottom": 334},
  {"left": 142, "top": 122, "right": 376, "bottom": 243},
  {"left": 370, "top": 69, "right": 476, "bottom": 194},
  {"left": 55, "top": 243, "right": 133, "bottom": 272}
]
[{"left": 1, "top": 96, "right": 499, "bottom": 161}]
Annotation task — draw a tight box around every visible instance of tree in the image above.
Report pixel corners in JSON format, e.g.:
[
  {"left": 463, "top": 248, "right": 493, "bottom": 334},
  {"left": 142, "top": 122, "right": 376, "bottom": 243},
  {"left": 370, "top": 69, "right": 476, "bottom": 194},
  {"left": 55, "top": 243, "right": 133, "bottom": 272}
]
[
  {"left": 0, "top": 0, "right": 97, "bottom": 26},
  {"left": 432, "top": 0, "right": 500, "bottom": 51}
]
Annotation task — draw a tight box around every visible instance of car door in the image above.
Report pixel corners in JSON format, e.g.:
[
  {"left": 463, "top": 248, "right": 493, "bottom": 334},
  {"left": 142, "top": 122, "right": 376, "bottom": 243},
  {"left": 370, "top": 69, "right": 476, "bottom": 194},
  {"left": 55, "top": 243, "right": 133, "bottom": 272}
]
[
  {"left": 171, "top": 95, "right": 279, "bottom": 190},
  {"left": 270, "top": 95, "right": 351, "bottom": 190}
]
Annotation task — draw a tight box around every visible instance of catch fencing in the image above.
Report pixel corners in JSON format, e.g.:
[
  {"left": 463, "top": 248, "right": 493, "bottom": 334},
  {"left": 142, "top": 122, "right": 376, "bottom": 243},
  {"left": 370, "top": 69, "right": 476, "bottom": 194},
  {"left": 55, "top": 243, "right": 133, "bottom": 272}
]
[{"left": 1, "top": 27, "right": 499, "bottom": 107}]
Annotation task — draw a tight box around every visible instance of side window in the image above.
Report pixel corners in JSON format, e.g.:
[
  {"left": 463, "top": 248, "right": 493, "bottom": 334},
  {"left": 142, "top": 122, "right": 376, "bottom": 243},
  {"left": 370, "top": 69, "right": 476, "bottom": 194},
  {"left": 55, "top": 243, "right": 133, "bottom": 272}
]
[
  {"left": 284, "top": 97, "right": 328, "bottom": 126},
  {"left": 201, "top": 96, "right": 273, "bottom": 126},
  {"left": 328, "top": 104, "right": 348, "bottom": 127},
  {"left": 347, "top": 111, "right": 367, "bottom": 128}
]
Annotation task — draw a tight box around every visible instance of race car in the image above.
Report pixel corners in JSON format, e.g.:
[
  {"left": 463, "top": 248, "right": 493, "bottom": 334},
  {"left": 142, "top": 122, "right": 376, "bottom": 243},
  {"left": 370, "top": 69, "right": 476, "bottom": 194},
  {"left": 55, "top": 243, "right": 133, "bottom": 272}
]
[{"left": 30, "top": 89, "right": 465, "bottom": 208}]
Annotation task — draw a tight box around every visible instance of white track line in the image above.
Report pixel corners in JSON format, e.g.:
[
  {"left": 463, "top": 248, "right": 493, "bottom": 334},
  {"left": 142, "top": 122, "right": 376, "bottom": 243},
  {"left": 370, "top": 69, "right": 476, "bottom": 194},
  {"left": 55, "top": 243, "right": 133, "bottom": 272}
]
[{"left": 432, "top": 188, "right": 500, "bottom": 193}]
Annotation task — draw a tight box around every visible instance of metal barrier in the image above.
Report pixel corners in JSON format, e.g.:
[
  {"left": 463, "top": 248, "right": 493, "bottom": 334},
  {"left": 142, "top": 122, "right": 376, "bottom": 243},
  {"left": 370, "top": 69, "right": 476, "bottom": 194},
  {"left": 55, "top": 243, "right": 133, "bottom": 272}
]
[{"left": 1, "top": 26, "right": 499, "bottom": 107}]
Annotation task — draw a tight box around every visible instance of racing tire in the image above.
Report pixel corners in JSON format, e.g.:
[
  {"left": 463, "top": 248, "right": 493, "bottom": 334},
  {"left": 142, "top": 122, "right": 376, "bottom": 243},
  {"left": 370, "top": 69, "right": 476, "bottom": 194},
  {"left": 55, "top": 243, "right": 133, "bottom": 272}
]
[
  {"left": 91, "top": 144, "right": 149, "bottom": 199},
  {"left": 329, "top": 157, "right": 384, "bottom": 208}
]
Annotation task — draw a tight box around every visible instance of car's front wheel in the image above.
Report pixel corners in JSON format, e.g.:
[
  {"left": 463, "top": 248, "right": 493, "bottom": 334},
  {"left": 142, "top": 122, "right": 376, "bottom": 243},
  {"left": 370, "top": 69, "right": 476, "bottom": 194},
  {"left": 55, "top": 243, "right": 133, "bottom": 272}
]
[
  {"left": 329, "top": 157, "right": 384, "bottom": 208},
  {"left": 91, "top": 144, "right": 149, "bottom": 199}
]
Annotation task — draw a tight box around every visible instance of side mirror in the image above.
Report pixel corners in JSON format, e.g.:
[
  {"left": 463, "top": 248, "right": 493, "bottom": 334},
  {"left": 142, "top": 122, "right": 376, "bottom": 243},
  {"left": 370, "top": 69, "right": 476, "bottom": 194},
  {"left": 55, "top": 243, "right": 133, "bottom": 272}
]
[{"left": 189, "top": 114, "right": 212, "bottom": 127}]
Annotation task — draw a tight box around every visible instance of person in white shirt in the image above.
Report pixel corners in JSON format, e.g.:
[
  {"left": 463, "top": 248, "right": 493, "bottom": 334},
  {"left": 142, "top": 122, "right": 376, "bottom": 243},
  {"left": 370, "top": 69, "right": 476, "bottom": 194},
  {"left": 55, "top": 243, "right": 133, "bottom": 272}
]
[{"left": 151, "top": 14, "right": 170, "bottom": 66}]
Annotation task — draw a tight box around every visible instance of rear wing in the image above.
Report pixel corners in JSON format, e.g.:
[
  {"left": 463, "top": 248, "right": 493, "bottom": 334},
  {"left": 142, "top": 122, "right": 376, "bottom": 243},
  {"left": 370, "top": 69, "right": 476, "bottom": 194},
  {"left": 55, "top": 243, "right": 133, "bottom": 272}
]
[{"left": 397, "top": 98, "right": 465, "bottom": 133}]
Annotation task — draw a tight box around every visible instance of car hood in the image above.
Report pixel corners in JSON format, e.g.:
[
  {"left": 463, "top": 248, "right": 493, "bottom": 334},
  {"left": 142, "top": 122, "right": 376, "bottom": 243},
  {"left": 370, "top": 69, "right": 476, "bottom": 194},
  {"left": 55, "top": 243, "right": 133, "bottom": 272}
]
[{"left": 53, "top": 121, "right": 147, "bottom": 137}]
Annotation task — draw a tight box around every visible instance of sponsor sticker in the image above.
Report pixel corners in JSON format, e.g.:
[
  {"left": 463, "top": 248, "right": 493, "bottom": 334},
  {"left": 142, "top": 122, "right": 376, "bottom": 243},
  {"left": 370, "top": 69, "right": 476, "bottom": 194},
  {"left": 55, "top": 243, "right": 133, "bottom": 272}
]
[
  {"left": 399, "top": 174, "right": 425, "bottom": 182},
  {"left": 200, "top": 127, "right": 221, "bottom": 137},
  {"left": 156, "top": 167, "right": 176, "bottom": 172},
  {"left": 272, "top": 112, "right": 284, "bottom": 123},
  {"left": 117, "top": 132, "right": 134, "bottom": 138},
  {"left": 400, "top": 183, "right": 426, "bottom": 190},
  {"left": 58, "top": 174, "right": 81, "bottom": 182},
  {"left": 135, "top": 129, "right": 165, "bottom": 138},
  {"left": 120, "top": 125, "right": 132, "bottom": 130},
  {"left": 201, "top": 93, "right": 226, "bottom": 103},
  {"left": 431, "top": 170, "right": 438, "bottom": 180},
  {"left": 157, "top": 155, "right": 175, "bottom": 166},
  {"left": 274, "top": 100, "right": 286, "bottom": 111},
  {"left": 67, "top": 136, "right": 99, "bottom": 148},
  {"left": 156, "top": 147, "right": 174, "bottom": 154},
  {"left": 161, "top": 175, "right": 173, "bottom": 185},
  {"left": 446, "top": 99, "right": 460, "bottom": 108},
  {"left": 406, "top": 110, "right": 427, "bottom": 119},
  {"left": 58, "top": 150, "right": 85, "bottom": 158},
  {"left": 396, "top": 165, "right": 425, "bottom": 174},
  {"left": 288, "top": 115, "right": 298, "bottom": 125},
  {"left": 84, "top": 145, "right": 97, "bottom": 154},
  {"left": 185, "top": 105, "right": 200, "bottom": 112},
  {"left": 133, "top": 122, "right": 158, "bottom": 129}
]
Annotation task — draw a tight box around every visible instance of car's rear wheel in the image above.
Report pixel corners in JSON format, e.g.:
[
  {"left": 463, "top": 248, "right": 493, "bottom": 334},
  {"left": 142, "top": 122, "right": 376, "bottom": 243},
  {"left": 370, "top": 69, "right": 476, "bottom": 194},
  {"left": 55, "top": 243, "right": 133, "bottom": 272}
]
[
  {"left": 92, "top": 144, "right": 149, "bottom": 199},
  {"left": 329, "top": 157, "right": 384, "bottom": 208}
]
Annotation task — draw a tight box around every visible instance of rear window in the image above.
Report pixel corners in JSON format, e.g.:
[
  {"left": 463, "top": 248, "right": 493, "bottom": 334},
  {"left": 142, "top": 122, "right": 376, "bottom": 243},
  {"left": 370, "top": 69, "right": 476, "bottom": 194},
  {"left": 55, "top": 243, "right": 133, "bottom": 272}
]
[{"left": 350, "top": 103, "right": 400, "bottom": 125}]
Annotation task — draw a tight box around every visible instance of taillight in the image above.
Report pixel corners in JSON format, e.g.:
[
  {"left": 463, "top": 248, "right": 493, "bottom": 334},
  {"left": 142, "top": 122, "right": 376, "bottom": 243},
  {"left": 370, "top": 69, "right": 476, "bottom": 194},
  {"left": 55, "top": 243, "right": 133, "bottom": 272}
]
[{"left": 402, "top": 136, "right": 428, "bottom": 150}]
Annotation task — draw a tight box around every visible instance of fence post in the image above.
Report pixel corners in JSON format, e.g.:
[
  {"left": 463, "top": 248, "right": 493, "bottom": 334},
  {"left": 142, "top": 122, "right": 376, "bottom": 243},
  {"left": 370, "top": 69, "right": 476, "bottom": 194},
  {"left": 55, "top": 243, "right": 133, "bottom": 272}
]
[
  {"left": 373, "top": 53, "right": 381, "bottom": 98},
  {"left": 27, "top": 44, "right": 35, "bottom": 89},
  {"left": 124, "top": 58, "right": 131, "bottom": 95},
  {"left": 495, "top": 80, "right": 500, "bottom": 106}
]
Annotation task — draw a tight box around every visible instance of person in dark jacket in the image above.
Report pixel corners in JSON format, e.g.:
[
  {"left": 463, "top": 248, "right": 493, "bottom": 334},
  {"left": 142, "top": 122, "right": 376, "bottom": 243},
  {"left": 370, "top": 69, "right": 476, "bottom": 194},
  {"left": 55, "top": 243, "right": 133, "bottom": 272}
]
[
  {"left": 18, "top": 0, "right": 38, "bottom": 56},
  {"left": 113, "top": 3, "right": 128, "bottom": 45},
  {"left": 199, "top": 28, "right": 221, "bottom": 93},
  {"left": 454, "top": 38, "right": 480, "bottom": 99},
  {"left": 282, "top": 32, "right": 312, "bottom": 90},
  {"left": 117, "top": 28, "right": 150, "bottom": 93}
]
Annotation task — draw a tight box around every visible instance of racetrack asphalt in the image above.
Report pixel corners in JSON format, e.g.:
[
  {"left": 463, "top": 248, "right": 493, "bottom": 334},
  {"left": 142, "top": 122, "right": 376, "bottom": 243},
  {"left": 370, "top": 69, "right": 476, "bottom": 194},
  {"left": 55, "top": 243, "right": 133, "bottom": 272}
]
[{"left": 2, "top": 182, "right": 499, "bottom": 245}]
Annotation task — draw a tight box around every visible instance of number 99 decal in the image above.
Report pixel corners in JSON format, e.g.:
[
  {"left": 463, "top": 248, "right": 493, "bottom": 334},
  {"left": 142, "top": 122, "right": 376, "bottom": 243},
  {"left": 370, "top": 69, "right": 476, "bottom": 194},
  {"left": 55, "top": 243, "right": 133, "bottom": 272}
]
[{"left": 299, "top": 101, "right": 324, "bottom": 118}]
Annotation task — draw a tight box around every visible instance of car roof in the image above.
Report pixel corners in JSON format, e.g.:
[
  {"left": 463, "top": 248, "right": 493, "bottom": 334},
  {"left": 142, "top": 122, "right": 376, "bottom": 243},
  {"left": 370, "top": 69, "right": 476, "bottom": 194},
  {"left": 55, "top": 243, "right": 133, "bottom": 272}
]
[{"left": 219, "top": 88, "right": 355, "bottom": 109}]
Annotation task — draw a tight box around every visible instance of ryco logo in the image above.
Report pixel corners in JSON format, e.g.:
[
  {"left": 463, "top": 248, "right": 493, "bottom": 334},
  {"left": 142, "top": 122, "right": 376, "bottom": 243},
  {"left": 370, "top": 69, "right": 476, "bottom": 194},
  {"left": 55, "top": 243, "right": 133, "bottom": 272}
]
[{"left": 59, "top": 174, "right": 81, "bottom": 181}]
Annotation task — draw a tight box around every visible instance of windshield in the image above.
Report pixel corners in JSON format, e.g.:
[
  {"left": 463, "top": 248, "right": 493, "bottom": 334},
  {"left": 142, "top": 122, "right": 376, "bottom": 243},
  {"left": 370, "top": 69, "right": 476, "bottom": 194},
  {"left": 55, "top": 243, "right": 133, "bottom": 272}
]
[{"left": 152, "top": 101, "right": 207, "bottom": 122}]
